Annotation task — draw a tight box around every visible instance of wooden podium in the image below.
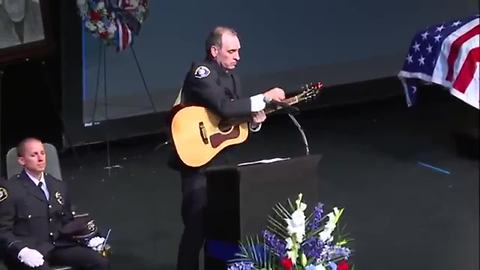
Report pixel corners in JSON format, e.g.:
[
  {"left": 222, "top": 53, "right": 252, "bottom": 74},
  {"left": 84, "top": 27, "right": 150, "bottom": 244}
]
[{"left": 204, "top": 154, "right": 321, "bottom": 269}]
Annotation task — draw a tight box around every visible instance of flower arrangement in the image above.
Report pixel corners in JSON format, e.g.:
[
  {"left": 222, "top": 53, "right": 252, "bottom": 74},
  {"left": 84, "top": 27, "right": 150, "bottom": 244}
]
[
  {"left": 228, "top": 194, "right": 353, "bottom": 270},
  {"left": 77, "top": 0, "right": 116, "bottom": 42},
  {"left": 76, "top": 0, "right": 149, "bottom": 51}
]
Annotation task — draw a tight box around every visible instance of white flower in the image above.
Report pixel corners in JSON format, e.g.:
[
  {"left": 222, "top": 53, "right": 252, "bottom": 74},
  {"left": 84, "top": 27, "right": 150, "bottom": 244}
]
[
  {"left": 319, "top": 213, "right": 335, "bottom": 242},
  {"left": 295, "top": 193, "right": 308, "bottom": 211},
  {"left": 318, "top": 207, "right": 344, "bottom": 242},
  {"left": 96, "top": 21, "right": 105, "bottom": 29},
  {"left": 324, "top": 213, "right": 337, "bottom": 230},
  {"left": 285, "top": 237, "right": 294, "bottom": 249},
  {"left": 107, "top": 23, "right": 117, "bottom": 34},
  {"left": 96, "top": 1, "right": 105, "bottom": 10},
  {"left": 285, "top": 209, "right": 306, "bottom": 242},
  {"left": 319, "top": 228, "right": 333, "bottom": 242},
  {"left": 85, "top": 21, "right": 97, "bottom": 31}
]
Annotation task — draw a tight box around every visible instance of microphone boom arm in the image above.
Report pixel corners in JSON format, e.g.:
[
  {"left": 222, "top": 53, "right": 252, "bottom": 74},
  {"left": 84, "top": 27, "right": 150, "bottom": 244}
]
[{"left": 287, "top": 113, "right": 310, "bottom": 155}]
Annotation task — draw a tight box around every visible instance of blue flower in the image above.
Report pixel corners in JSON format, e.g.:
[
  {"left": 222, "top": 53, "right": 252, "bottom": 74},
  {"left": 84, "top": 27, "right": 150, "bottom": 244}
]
[
  {"left": 320, "top": 245, "right": 351, "bottom": 261},
  {"left": 227, "top": 261, "right": 254, "bottom": 270},
  {"left": 307, "top": 203, "right": 324, "bottom": 231},
  {"left": 302, "top": 236, "right": 324, "bottom": 259},
  {"left": 263, "top": 230, "right": 287, "bottom": 256}
]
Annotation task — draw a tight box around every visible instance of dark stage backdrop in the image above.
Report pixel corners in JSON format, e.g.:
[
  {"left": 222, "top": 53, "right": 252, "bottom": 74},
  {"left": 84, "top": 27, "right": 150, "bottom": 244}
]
[
  {"left": 61, "top": 0, "right": 477, "bottom": 146},
  {"left": 80, "top": 0, "right": 476, "bottom": 122}
]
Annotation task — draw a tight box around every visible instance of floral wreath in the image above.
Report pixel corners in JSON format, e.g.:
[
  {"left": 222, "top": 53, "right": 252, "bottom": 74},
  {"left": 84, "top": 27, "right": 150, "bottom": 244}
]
[{"left": 76, "top": 0, "right": 149, "bottom": 51}]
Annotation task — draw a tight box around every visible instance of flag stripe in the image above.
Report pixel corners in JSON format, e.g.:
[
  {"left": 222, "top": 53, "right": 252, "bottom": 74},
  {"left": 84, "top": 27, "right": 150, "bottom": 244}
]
[
  {"left": 452, "top": 47, "right": 480, "bottom": 93},
  {"left": 116, "top": 20, "right": 123, "bottom": 50},
  {"left": 446, "top": 25, "right": 480, "bottom": 81},
  {"left": 432, "top": 18, "right": 479, "bottom": 85},
  {"left": 449, "top": 33, "right": 480, "bottom": 86}
]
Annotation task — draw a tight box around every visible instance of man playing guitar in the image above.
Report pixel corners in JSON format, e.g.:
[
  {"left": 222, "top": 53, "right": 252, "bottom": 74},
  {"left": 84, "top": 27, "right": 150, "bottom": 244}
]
[{"left": 169, "top": 26, "right": 285, "bottom": 270}]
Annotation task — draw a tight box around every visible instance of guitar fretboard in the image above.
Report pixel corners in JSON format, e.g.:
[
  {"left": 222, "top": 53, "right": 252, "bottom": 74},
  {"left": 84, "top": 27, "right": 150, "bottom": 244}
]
[{"left": 265, "top": 95, "right": 301, "bottom": 114}]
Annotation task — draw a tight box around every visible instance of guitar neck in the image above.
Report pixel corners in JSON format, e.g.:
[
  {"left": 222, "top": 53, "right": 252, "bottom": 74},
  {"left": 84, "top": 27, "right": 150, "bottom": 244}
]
[{"left": 265, "top": 95, "right": 300, "bottom": 115}]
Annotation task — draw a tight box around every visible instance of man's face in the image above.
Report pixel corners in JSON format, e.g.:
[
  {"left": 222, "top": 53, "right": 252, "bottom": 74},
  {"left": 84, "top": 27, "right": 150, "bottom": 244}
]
[
  {"left": 211, "top": 32, "right": 241, "bottom": 70},
  {"left": 3, "top": 0, "right": 26, "bottom": 22},
  {"left": 18, "top": 139, "right": 46, "bottom": 175}
]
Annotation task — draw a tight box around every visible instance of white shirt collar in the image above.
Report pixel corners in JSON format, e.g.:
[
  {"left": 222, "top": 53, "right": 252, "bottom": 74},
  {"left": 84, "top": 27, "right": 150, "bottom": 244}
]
[{"left": 25, "top": 170, "right": 45, "bottom": 186}]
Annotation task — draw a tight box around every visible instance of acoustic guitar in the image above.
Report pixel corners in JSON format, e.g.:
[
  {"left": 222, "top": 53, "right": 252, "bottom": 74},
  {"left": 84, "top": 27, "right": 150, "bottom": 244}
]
[{"left": 170, "top": 82, "right": 323, "bottom": 167}]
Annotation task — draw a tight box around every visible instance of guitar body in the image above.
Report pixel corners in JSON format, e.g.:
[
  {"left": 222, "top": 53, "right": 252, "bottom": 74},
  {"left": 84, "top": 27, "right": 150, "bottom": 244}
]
[
  {"left": 170, "top": 81, "right": 323, "bottom": 167},
  {"left": 171, "top": 106, "right": 249, "bottom": 167}
]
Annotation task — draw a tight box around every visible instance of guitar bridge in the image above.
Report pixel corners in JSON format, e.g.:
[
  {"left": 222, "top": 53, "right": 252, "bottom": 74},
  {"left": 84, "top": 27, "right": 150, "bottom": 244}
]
[{"left": 199, "top": 122, "right": 209, "bottom": 144}]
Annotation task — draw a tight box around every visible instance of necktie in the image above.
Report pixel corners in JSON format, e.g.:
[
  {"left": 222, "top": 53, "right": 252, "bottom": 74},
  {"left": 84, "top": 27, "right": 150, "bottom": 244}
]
[{"left": 37, "top": 182, "right": 49, "bottom": 200}]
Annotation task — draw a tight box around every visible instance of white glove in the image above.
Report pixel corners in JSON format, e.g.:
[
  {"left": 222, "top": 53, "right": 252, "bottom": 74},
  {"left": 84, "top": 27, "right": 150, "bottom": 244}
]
[
  {"left": 88, "top": 236, "right": 106, "bottom": 252},
  {"left": 17, "top": 247, "right": 45, "bottom": 268}
]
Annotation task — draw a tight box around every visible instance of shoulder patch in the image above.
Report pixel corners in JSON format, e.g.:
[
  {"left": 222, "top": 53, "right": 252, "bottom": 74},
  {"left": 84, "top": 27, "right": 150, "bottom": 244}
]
[
  {"left": 0, "top": 187, "right": 8, "bottom": 202},
  {"left": 194, "top": 66, "right": 210, "bottom": 79}
]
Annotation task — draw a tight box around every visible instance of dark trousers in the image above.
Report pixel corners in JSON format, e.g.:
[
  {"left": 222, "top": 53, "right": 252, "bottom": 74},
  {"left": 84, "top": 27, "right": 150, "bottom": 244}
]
[
  {"left": 4, "top": 245, "right": 109, "bottom": 270},
  {"left": 176, "top": 169, "right": 207, "bottom": 270}
]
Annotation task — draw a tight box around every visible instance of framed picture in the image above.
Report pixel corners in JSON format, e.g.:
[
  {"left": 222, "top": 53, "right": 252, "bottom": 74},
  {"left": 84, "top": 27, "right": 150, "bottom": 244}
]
[{"left": 0, "top": 0, "right": 53, "bottom": 64}]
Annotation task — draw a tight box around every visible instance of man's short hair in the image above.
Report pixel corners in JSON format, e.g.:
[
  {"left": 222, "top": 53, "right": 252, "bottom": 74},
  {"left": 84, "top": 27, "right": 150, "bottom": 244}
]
[
  {"left": 205, "top": 26, "right": 238, "bottom": 59},
  {"left": 16, "top": 137, "right": 42, "bottom": 157}
]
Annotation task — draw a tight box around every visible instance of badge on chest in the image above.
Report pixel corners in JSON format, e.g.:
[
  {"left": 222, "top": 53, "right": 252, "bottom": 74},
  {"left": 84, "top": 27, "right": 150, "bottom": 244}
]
[
  {"left": 55, "top": 191, "right": 64, "bottom": 205},
  {"left": 0, "top": 188, "right": 8, "bottom": 202}
]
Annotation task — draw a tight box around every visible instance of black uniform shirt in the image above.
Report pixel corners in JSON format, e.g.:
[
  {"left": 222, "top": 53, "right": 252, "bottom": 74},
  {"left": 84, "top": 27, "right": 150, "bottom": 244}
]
[
  {"left": 0, "top": 170, "right": 74, "bottom": 258},
  {"left": 168, "top": 59, "right": 255, "bottom": 170}
]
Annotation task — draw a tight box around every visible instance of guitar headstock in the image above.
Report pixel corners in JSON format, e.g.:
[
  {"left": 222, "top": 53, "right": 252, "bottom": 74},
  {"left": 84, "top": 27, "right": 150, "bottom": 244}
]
[{"left": 296, "top": 82, "right": 323, "bottom": 102}]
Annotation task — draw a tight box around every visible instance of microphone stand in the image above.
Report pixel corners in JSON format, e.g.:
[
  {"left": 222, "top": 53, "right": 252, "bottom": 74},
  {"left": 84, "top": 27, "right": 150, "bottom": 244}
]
[
  {"left": 267, "top": 101, "right": 310, "bottom": 156},
  {"left": 287, "top": 113, "right": 310, "bottom": 156},
  {"left": 265, "top": 99, "right": 310, "bottom": 156}
]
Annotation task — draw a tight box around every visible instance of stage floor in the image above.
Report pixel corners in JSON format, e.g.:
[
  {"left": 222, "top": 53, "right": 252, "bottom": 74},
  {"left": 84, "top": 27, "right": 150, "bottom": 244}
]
[{"left": 2, "top": 93, "right": 478, "bottom": 270}]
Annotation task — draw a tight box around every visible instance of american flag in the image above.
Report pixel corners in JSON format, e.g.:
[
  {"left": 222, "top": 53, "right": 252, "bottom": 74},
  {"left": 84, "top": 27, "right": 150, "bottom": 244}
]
[
  {"left": 398, "top": 14, "right": 479, "bottom": 109},
  {"left": 115, "top": 19, "right": 132, "bottom": 51}
]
